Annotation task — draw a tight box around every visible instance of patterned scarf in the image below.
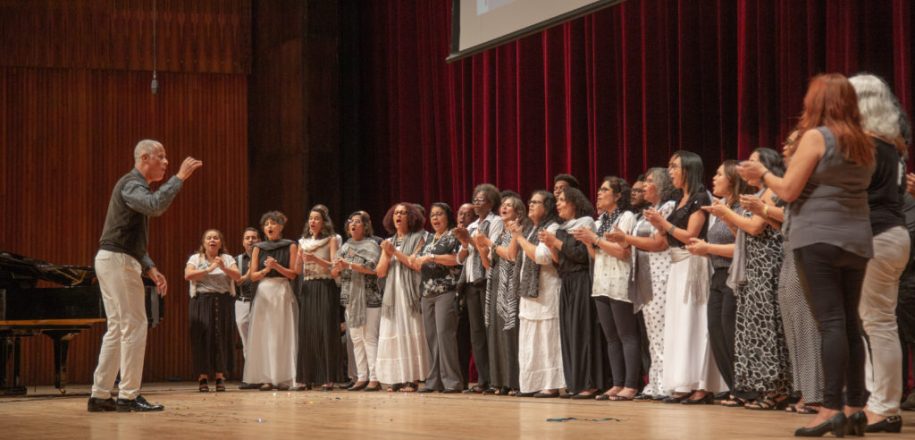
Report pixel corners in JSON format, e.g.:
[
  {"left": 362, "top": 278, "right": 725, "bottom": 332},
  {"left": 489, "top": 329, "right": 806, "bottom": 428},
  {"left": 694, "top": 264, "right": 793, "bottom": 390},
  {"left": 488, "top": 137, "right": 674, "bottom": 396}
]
[
  {"left": 340, "top": 238, "right": 381, "bottom": 327},
  {"left": 381, "top": 231, "right": 425, "bottom": 318},
  {"left": 484, "top": 229, "right": 520, "bottom": 330},
  {"left": 595, "top": 208, "right": 622, "bottom": 240},
  {"left": 518, "top": 219, "right": 555, "bottom": 299}
]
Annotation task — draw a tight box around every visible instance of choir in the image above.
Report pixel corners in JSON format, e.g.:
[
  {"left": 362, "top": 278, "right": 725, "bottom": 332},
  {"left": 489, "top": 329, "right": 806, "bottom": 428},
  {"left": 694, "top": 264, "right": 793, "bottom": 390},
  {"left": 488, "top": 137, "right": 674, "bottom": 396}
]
[{"left": 185, "top": 73, "right": 913, "bottom": 437}]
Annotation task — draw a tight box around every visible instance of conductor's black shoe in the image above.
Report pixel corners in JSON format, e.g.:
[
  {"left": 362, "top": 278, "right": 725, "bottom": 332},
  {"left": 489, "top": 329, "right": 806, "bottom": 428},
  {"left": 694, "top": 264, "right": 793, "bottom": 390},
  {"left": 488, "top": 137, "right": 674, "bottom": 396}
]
[
  {"left": 87, "top": 397, "right": 116, "bottom": 412},
  {"left": 116, "top": 395, "right": 164, "bottom": 412}
]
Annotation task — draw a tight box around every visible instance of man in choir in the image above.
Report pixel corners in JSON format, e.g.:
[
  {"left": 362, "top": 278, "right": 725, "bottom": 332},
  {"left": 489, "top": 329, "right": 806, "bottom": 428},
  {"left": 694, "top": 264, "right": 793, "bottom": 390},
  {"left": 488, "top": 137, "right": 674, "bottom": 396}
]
[
  {"left": 553, "top": 174, "right": 580, "bottom": 199},
  {"left": 455, "top": 184, "right": 503, "bottom": 393},
  {"left": 235, "top": 227, "right": 260, "bottom": 389},
  {"left": 457, "top": 203, "right": 476, "bottom": 229},
  {"left": 87, "top": 139, "right": 202, "bottom": 412}
]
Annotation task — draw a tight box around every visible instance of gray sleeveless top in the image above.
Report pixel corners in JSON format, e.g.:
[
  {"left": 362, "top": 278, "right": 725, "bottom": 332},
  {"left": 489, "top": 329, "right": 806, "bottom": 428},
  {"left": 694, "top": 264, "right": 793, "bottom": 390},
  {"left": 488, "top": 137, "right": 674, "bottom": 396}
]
[{"left": 787, "top": 126, "right": 875, "bottom": 258}]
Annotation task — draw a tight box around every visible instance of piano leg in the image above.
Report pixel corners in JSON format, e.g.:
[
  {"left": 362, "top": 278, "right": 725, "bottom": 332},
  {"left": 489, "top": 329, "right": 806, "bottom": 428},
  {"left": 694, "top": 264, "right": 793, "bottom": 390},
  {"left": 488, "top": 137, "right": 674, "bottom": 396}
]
[
  {"left": 47, "top": 331, "right": 78, "bottom": 394},
  {"left": 0, "top": 336, "right": 26, "bottom": 396}
]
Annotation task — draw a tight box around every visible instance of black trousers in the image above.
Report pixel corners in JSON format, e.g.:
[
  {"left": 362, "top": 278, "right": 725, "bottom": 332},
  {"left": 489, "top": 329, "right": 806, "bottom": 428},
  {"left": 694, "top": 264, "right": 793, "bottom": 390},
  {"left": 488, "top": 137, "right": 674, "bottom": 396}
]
[
  {"left": 794, "top": 243, "right": 869, "bottom": 410},
  {"left": 464, "top": 281, "right": 490, "bottom": 386},
  {"left": 595, "top": 296, "right": 641, "bottom": 388},
  {"left": 898, "top": 273, "right": 915, "bottom": 397},
  {"left": 707, "top": 267, "right": 737, "bottom": 392}
]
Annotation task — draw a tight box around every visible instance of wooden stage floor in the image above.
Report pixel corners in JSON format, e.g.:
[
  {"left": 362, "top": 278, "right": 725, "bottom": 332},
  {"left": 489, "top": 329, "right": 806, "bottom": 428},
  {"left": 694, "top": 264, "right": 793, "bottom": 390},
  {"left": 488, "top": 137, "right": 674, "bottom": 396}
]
[{"left": 2, "top": 383, "right": 913, "bottom": 439}]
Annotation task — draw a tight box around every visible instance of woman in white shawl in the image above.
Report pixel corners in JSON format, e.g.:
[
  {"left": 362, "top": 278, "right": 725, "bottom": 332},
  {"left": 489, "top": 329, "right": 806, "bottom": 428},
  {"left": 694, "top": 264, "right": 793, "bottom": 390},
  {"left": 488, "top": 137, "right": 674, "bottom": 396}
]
[{"left": 374, "top": 203, "right": 430, "bottom": 392}]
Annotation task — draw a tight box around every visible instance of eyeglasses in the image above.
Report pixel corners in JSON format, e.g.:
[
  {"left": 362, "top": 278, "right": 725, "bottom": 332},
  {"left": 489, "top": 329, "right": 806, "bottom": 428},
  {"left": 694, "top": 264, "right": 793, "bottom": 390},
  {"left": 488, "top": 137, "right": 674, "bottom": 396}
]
[
  {"left": 597, "top": 186, "right": 610, "bottom": 192},
  {"left": 393, "top": 210, "right": 409, "bottom": 215},
  {"left": 528, "top": 200, "right": 544, "bottom": 205},
  {"left": 472, "top": 198, "right": 487, "bottom": 205}
]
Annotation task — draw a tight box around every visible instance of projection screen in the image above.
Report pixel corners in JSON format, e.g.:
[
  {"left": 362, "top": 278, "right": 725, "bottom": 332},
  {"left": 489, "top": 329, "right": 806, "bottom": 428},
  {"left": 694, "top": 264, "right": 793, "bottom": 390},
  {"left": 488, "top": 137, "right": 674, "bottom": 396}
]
[{"left": 448, "top": 0, "right": 625, "bottom": 62}]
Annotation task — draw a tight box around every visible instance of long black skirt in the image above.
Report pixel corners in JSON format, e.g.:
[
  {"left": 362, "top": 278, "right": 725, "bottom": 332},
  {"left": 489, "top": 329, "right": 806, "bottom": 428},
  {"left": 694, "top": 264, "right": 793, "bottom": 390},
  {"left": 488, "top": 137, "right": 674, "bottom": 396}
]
[
  {"left": 296, "top": 278, "right": 344, "bottom": 384},
  {"left": 189, "top": 292, "right": 236, "bottom": 376},
  {"left": 559, "top": 271, "right": 608, "bottom": 393}
]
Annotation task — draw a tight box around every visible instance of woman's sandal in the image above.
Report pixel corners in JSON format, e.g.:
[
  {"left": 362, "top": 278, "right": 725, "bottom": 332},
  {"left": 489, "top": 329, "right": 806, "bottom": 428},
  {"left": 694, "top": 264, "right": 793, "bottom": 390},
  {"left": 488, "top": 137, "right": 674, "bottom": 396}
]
[
  {"left": 721, "top": 396, "right": 746, "bottom": 407},
  {"left": 745, "top": 395, "right": 789, "bottom": 410},
  {"left": 794, "top": 404, "right": 819, "bottom": 414},
  {"left": 198, "top": 378, "right": 209, "bottom": 393},
  {"left": 399, "top": 382, "right": 416, "bottom": 393},
  {"left": 608, "top": 393, "right": 635, "bottom": 401},
  {"left": 215, "top": 378, "right": 226, "bottom": 392}
]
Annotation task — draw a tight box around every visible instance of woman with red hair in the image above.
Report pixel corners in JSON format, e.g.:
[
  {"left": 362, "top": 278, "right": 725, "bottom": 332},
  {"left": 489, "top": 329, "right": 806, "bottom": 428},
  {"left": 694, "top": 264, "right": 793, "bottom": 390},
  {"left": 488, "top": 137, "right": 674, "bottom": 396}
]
[{"left": 739, "top": 73, "right": 875, "bottom": 437}]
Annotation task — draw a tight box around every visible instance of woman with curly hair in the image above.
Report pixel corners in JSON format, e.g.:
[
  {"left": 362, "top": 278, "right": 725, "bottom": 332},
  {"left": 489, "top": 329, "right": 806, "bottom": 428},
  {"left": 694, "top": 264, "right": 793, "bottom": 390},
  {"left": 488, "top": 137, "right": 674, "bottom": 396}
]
[{"left": 374, "top": 203, "right": 430, "bottom": 392}]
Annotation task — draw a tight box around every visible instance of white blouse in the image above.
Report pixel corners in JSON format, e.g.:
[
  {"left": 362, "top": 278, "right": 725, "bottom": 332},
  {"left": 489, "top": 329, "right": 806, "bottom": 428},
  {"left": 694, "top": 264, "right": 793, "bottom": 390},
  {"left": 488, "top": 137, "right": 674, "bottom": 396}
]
[
  {"left": 591, "top": 210, "right": 636, "bottom": 302},
  {"left": 186, "top": 253, "right": 236, "bottom": 298}
]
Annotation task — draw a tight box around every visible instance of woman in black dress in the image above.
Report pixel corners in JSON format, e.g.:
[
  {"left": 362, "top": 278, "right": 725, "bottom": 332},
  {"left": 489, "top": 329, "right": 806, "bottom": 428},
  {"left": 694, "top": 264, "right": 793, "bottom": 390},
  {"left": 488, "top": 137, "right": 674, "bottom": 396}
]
[
  {"left": 295, "top": 205, "right": 343, "bottom": 390},
  {"left": 539, "top": 186, "right": 606, "bottom": 399}
]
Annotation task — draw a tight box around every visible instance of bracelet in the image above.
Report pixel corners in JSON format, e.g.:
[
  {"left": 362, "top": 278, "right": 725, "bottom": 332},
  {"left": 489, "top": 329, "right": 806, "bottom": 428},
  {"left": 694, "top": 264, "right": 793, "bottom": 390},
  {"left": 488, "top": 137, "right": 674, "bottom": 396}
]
[
  {"left": 666, "top": 224, "right": 676, "bottom": 235},
  {"left": 763, "top": 205, "right": 770, "bottom": 218}
]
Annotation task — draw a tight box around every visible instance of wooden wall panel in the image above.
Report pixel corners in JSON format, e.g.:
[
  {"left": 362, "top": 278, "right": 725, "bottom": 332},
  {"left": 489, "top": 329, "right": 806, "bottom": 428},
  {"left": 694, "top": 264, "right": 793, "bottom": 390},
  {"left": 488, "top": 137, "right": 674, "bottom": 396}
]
[
  {"left": 0, "top": 0, "right": 251, "bottom": 74},
  {"left": 0, "top": 67, "right": 248, "bottom": 385}
]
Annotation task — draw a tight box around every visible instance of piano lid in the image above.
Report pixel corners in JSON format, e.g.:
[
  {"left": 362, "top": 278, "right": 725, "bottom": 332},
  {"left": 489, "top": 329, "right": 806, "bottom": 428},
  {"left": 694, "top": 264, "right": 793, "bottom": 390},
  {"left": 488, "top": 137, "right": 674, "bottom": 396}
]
[{"left": 0, "top": 251, "right": 96, "bottom": 288}]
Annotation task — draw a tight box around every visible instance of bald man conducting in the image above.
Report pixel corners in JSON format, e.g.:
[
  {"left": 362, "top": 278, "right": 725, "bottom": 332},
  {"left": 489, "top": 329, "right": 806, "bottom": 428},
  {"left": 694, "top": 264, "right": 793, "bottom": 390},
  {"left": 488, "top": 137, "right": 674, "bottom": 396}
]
[{"left": 87, "top": 140, "right": 202, "bottom": 413}]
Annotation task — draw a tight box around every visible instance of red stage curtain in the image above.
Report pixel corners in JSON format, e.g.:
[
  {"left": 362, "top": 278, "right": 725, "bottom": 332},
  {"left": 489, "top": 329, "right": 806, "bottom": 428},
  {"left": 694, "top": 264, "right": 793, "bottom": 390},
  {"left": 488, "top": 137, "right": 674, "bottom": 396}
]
[{"left": 354, "top": 0, "right": 913, "bottom": 218}]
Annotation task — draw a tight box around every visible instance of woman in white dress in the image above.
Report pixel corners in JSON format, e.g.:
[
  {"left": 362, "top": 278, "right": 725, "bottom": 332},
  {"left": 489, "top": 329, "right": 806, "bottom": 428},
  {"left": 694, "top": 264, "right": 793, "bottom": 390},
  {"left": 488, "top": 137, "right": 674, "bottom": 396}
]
[
  {"left": 375, "top": 203, "right": 430, "bottom": 392},
  {"left": 242, "top": 211, "right": 299, "bottom": 391},
  {"left": 511, "top": 190, "right": 565, "bottom": 397},
  {"left": 647, "top": 151, "right": 724, "bottom": 404}
]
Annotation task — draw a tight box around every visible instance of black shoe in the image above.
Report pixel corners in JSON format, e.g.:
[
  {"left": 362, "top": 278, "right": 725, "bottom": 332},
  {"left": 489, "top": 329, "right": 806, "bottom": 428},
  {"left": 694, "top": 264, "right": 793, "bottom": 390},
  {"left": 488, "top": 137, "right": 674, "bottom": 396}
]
[
  {"left": 682, "top": 392, "right": 714, "bottom": 405},
  {"left": 663, "top": 394, "right": 690, "bottom": 404},
  {"left": 865, "top": 415, "right": 902, "bottom": 433},
  {"left": 442, "top": 388, "right": 462, "bottom": 394},
  {"left": 571, "top": 391, "right": 598, "bottom": 400},
  {"left": 215, "top": 378, "right": 226, "bottom": 392},
  {"left": 464, "top": 385, "right": 487, "bottom": 394},
  {"left": 238, "top": 382, "right": 260, "bottom": 390},
  {"left": 87, "top": 397, "right": 116, "bottom": 412},
  {"left": 794, "top": 412, "right": 847, "bottom": 437},
  {"left": 845, "top": 412, "right": 865, "bottom": 437},
  {"left": 481, "top": 387, "right": 498, "bottom": 395},
  {"left": 338, "top": 381, "right": 354, "bottom": 390},
  {"left": 116, "top": 395, "right": 164, "bottom": 412},
  {"left": 418, "top": 387, "right": 439, "bottom": 393},
  {"left": 534, "top": 391, "right": 560, "bottom": 398},
  {"left": 259, "top": 383, "right": 274, "bottom": 391},
  {"left": 633, "top": 393, "right": 653, "bottom": 401},
  {"left": 347, "top": 382, "right": 368, "bottom": 392},
  {"left": 516, "top": 391, "right": 536, "bottom": 398}
]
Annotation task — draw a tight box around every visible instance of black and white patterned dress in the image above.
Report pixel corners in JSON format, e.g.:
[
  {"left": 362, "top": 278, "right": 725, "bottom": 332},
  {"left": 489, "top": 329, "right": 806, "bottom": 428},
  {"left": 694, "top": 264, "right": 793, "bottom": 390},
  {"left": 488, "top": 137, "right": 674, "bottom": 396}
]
[
  {"left": 778, "top": 220, "right": 824, "bottom": 403},
  {"left": 734, "top": 221, "right": 792, "bottom": 395},
  {"left": 632, "top": 200, "right": 674, "bottom": 396}
]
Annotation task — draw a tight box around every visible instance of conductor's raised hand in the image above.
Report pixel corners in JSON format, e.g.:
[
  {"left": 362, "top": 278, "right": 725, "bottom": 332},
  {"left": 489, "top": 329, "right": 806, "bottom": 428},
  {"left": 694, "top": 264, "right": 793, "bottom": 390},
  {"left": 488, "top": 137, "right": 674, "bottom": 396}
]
[{"left": 176, "top": 157, "right": 203, "bottom": 181}]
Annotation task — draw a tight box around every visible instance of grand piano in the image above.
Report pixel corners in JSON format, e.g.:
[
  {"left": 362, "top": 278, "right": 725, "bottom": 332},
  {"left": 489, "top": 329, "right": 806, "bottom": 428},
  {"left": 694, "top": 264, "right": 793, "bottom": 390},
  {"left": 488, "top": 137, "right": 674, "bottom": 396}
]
[{"left": 0, "top": 251, "right": 164, "bottom": 395}]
